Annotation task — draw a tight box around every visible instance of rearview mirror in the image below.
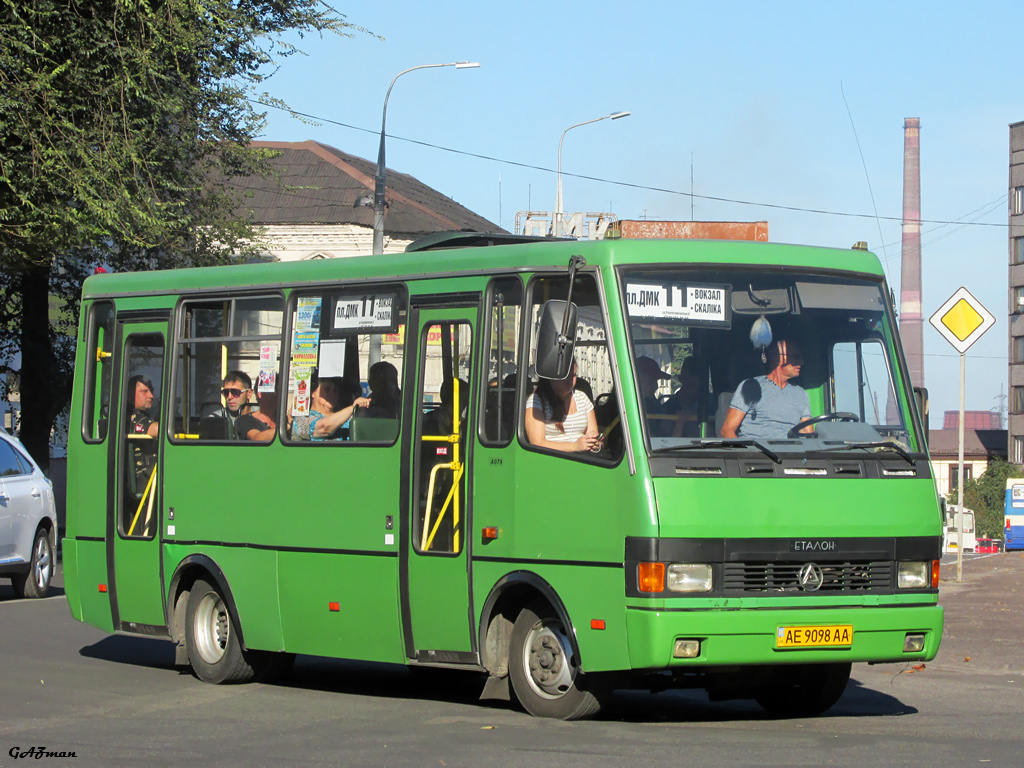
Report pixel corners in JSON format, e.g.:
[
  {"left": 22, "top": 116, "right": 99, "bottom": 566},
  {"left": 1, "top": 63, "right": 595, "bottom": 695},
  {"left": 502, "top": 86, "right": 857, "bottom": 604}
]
[
  {"left": 535, "top": 300, "right": 578, "bottom": 380},
  {"left": 913, "top": 386, "right": 929, "bottom": 449}
]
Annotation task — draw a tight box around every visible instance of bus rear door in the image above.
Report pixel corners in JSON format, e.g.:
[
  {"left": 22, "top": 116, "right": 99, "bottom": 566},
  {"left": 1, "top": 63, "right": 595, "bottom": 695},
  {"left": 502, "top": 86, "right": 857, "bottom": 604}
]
[{"left": 109, "top": 316, "right": 168, "bottom": 632}]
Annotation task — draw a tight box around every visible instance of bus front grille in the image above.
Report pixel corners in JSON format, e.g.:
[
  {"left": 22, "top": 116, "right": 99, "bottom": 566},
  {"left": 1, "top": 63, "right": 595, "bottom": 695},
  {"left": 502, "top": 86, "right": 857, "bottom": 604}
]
[{"left": 722, "top": 561, "right": 894, "bottom": 593}]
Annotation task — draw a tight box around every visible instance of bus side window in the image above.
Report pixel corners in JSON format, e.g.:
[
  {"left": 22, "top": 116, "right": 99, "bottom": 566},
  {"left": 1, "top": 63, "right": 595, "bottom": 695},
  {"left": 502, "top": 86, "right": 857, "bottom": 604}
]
[
  {"left": 481, "top": 277, "right": 522, "bottom": 446},
  {"left": 284, "top": 288, "right": 406, "bottom": 445},
  {"left": 525, "top": 273, "right": 623, "bottom": 463},
  {"left": 172, "top": 295, "right": 284, "bottom": 442},
  {"left": 83, "top": 301, "right": 114, "bottom": 442}
]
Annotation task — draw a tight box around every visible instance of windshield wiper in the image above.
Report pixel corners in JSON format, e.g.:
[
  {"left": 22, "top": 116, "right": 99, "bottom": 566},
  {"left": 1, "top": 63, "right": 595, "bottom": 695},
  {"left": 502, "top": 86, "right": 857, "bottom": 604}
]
[
  {"left": 818, "top": 441, "right": 916, "bottom": 466},
  {"left": 653, "top": 438, "right": 781, "bottom": 464}
]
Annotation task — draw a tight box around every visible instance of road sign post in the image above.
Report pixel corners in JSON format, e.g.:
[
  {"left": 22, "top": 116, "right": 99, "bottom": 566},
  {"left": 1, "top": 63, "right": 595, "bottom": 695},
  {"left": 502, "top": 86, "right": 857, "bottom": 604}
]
[{"left": 928, "top": 287, "right": 996, "bottom": 583}]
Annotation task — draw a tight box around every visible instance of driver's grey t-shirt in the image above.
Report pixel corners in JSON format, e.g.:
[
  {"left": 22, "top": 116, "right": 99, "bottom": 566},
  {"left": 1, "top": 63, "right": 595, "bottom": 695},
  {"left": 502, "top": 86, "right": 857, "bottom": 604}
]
[{"left": 729, "top": 375, "right": 810, "bottom": 440}]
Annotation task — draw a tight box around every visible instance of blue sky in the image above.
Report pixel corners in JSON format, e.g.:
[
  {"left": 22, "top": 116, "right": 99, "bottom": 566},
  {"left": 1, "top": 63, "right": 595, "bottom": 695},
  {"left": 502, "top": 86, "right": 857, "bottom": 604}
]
[{"left": 257, "top": 1, "right": 1018, "bottom": 428}]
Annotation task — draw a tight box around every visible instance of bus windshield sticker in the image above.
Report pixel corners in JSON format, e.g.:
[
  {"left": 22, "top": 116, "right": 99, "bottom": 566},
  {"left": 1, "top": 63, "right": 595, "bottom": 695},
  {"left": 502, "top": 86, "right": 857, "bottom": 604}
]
[
  {"left": 625, "top": 282, "right": 731, "bottom": 327},
  {"left": 332, "top": 293, "right": 397, "bottom": 334}
]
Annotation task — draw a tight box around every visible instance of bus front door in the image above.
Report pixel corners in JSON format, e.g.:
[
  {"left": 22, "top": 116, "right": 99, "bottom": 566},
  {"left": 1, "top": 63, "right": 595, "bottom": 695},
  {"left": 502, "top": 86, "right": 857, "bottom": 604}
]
[
  {"left": 402, "top": 307, "right": 477, "bottom": 662},
  {"left": 109, "top": 318, "right": 168, "bottom": 632}
]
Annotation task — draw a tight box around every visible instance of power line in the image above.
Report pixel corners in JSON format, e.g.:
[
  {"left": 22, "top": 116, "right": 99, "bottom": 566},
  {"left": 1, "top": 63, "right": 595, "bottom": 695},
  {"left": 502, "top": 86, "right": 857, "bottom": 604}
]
[{"left": 250, "top": 99, "right": 1010, "bottom": 229}]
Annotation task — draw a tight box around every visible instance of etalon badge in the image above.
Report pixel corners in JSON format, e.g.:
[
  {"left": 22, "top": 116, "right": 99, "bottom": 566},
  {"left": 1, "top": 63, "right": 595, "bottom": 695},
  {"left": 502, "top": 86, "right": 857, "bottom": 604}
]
[{"left": 798, "top": 563, "right": 824, "bottom": 592}]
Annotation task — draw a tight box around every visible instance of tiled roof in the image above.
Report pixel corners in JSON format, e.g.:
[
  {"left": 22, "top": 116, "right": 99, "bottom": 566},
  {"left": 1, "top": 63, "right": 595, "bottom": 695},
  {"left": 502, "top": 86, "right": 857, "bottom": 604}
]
[{"left": 225, "top": 140, "right": 503, "bottom": 236}]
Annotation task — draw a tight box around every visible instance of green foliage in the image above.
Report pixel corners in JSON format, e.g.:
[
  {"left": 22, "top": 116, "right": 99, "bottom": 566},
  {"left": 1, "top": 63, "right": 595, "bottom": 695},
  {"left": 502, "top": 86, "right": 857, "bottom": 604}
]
[
  {"left": 0, "top": 0, "right": 366, "bottom": 465},
  {"left": 948, "top": 460, "right": 1022, "bottom": 540}
]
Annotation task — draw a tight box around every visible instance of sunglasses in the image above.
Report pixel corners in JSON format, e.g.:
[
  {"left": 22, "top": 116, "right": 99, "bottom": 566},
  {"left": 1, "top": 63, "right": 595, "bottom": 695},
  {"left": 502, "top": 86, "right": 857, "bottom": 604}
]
[{"left": 221, "top": 388, "right": 249, "bottom": 398}]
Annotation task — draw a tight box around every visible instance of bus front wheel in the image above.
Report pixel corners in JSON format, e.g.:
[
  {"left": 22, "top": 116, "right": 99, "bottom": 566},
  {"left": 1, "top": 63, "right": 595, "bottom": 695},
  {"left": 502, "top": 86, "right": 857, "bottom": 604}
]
[
  {"left": 185, "top": 578, "right": 256, "bottom": 684},
  {"left": 754, "top": 662, "right": 851, "bottom": 717},
  {"left": 508, "top": 601, "right": 607, "bottom": 720}
]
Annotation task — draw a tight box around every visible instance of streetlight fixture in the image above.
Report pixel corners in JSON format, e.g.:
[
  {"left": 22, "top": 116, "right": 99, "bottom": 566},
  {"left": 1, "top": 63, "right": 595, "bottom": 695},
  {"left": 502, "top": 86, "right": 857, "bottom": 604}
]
[
  {"left": 552, "top": 110, "right": 630, "bottom": 238},
  {"left": 372, "top": 61, "right": 481, "bottom": 255}
]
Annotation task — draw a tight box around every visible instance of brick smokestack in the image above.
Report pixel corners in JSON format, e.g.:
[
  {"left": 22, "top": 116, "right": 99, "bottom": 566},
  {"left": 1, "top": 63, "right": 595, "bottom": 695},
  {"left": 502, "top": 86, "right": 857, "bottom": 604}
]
[{"left": 900, "top": 118, "right": 925, "bottom": 390}]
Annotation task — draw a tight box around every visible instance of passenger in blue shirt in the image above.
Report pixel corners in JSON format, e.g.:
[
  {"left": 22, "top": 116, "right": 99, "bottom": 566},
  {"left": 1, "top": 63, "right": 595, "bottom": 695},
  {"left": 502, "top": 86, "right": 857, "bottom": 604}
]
[{"left": 720, "top": 339, "right": 812, "bottom": 440}]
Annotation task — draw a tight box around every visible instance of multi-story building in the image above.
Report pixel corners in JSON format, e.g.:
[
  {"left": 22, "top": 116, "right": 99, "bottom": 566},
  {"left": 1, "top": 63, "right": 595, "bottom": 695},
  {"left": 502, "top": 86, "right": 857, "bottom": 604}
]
[{"left": 1009, "top": 122, "right": 1024, "bottom": 462}]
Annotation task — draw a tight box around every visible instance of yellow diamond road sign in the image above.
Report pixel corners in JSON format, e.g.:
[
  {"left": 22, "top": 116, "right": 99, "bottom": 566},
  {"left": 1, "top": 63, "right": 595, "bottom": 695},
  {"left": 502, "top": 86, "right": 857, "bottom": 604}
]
[{"left": 929, "top": 287, "right": 995, "bottom": 354}]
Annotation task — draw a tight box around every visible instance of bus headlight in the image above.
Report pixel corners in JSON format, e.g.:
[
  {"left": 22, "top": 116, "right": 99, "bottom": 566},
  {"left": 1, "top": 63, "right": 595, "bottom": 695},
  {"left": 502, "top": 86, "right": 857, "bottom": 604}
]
[
  {"left": 666, "top": 564, "right": 713, "bottom": 593},
  {"left": 897, "top": 561, "right": 929, "bottom": 589}
]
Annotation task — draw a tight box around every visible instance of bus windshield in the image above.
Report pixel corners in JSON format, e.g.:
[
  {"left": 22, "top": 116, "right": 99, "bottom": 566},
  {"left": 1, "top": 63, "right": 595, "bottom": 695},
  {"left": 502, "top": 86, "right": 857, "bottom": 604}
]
[{"left": 621, "top": 267, "right": 919, "bottom": 455}]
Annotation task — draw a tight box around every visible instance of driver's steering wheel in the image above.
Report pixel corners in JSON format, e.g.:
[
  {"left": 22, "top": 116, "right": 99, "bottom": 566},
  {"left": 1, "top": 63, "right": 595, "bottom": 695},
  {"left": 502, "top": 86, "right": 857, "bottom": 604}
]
[{"left": 787, "top": 412, "right": 860, "bottom": 438}]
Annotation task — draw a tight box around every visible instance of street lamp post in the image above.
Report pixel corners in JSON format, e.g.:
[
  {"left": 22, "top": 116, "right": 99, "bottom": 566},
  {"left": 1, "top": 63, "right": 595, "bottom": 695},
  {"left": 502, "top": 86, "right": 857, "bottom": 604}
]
[
  {"left": 552, "top": 110, "right": 630, "bottom": 238},
  {"left": 373, "top": 61, "right": 480, "bottom": 256}
]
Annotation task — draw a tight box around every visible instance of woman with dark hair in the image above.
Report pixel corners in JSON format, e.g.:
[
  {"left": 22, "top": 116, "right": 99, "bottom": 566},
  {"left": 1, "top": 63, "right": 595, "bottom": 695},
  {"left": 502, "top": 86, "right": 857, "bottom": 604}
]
[
  {"left": 524, "top": 361, "right": 602, "bottom": 453},
  {"left": 364, "top": 361, "right": 401, "bottom": 419}
]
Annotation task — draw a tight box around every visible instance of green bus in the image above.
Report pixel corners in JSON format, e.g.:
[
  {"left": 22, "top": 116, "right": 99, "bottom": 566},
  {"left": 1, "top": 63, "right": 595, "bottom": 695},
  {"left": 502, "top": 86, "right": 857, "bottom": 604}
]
[{"left": 64, "top": 234, "right": 943, "bottom": 720}]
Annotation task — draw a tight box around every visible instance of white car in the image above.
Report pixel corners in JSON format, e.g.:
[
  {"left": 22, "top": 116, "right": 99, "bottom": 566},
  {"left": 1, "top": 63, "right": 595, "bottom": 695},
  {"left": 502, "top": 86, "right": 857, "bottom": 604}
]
[{"left": 0, "top": 429, "right": 57, "bottom": 598}]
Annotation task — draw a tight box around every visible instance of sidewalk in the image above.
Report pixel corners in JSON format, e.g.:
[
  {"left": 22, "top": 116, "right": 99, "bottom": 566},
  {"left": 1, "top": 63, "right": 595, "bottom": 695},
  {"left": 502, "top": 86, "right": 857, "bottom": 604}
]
[{"left": 931, "top": 551, "right": 1024, "bottom": 675}]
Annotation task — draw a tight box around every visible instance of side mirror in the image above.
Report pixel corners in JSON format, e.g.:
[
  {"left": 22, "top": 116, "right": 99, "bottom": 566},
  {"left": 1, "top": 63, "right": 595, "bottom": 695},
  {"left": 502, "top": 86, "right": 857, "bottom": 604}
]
[
  {"left": 535, "top": 300, "right": 578, "bottom": 380},
  {"left": 913, "top": 386, "right": 929, "bottom": 449}
]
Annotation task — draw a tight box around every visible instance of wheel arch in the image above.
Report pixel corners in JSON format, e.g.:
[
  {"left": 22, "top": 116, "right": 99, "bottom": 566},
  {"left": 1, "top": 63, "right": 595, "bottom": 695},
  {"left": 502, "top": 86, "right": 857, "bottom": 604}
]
[
  {"left": 477, "top": 570, "right": 581, "bottom": 676},
  {"left": 166, "top": 554, "right": 248, "bottom": 662}
]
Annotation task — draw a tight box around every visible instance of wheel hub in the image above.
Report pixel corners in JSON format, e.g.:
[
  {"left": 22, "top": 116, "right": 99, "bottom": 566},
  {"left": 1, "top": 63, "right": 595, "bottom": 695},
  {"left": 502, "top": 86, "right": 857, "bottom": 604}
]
[{"left": 524, "top": 623, "right": 576, "bottom": 699}]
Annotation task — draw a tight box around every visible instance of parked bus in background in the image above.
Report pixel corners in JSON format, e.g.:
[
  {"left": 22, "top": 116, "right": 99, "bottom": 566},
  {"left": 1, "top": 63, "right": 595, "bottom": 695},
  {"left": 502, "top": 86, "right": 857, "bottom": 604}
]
[
  {"left": 63, "top": 234, "right": 943, "bottom": 720},
  {"left": 943, "top": 508, "right": 976, "bottom": 553},
  {"left": 1005, "top": 478, "right": 1024, "bottom": 550}
]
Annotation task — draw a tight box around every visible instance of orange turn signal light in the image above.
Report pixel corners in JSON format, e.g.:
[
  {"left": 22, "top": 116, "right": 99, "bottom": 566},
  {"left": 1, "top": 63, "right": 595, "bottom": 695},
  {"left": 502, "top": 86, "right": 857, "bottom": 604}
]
[
  {"left": 591, "top": 619, "right": 606, "bottom": 630},
  {"left": 482, "top": 527, "right": 499, "bottom": 540},
  {"left": 638, "top": 562, "right": 666, "bottom": 593},
  {"left": 931, "top": 560, "right": 940, "bottom": 589}
]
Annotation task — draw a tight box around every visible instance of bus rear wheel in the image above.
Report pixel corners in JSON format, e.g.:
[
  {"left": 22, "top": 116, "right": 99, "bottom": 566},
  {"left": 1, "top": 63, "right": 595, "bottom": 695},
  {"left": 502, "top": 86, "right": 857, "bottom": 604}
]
[
  {"left": 508, "top": 601, "right": 607, "bottom": 720},
  {"left": 185, "top": 578, "right": 256, "bottom": 684},
  {"left": 754, "top": 662, "right": 851, "bottom": 717}
]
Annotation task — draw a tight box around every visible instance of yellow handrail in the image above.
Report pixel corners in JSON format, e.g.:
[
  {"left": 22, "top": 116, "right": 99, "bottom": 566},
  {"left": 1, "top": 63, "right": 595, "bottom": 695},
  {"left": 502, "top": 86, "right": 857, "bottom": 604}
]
[
  {"left": 419, "top": 378, "right": 463, "bottom": 553},
  {"left": 127, "top": 466, "right": 157, "bottom": 537}
]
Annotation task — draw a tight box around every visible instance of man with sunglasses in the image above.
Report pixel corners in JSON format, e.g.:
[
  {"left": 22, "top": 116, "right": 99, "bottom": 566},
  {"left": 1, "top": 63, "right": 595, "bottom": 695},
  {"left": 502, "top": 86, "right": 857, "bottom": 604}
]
[{"left": 207, "top": 371, "right": 255, "bottom": 440}]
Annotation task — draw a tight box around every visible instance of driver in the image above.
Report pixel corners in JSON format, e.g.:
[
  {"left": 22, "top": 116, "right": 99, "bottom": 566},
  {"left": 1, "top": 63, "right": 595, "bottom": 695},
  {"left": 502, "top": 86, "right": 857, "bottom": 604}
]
[{"left": 719, "top": 339, "right": 811, "bottom": 439}]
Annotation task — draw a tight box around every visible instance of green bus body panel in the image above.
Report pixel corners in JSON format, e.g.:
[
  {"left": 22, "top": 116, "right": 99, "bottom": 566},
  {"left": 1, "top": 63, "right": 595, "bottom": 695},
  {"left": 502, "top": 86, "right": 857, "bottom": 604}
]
[
  {"left": 164, "top": 544, "right": 284, "bottom": 652},
  {"left": 114, "top": 538, "right": 165, "bottom": 626},
  {"left": 63, "top": 538, "right": 114, "bottom": 633},
  {"left": 407, "top": 553, "right": 472, "bottom": 653},
  {"left": 653, "top": 477, "right": 942, "bottom": 540},
  {"left": 625, "top": 604, "right": 943, "bottom": 669},
  {"left": 471, "top": 560, "right": 631, "bottom": 672},
  {"left": 277, "top": 551, "right": 402, "bottom": 661}
]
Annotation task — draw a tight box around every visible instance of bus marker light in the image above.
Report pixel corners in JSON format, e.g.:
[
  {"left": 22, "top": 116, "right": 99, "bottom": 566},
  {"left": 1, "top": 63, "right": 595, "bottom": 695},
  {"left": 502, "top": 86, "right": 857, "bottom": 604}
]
[
  {"left": 591, "top": 619, "right": 606, "bottom": 630},
  {"left": 903, "top": 633, "right": 925, "bottom": 653},
  {"left": 638, "top": 562, "right": 665, "bottom": 593},
  {"left": 931, "top": 560, "right": 940, "bottom": 588},
  {"left": 673, "top": 640, "right": 701, "bottom": 658},
  {"left": 482, "top": 527, "right": 499, "bottom": 540},
  {"left": 329, "top": 602, "right": 340, "bottom": 612},
  {"left": 98, "top": 584, "right": 107, "bottom": 593}
]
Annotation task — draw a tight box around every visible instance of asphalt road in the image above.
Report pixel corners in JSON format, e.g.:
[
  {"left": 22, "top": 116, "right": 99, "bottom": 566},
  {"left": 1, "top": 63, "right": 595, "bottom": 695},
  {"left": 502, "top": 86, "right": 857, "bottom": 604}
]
[{"left": 1, "top": 554, "right": 1022, "bottom": 768}]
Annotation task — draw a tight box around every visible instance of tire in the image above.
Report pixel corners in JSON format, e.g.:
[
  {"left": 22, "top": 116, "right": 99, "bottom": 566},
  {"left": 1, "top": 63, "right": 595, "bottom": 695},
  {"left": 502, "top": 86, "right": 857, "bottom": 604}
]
[
  {"left": 754, "top": 662, "right": 851, "bottom": 717},
  {"left": 185, "top": 578, "right": 256, "bottom": 684},
  {"left": 508, "top": 601, "right": 608, "bottom": 720},
  {"left": 12, "top": 528, "right": 53, "bottom": 599}
]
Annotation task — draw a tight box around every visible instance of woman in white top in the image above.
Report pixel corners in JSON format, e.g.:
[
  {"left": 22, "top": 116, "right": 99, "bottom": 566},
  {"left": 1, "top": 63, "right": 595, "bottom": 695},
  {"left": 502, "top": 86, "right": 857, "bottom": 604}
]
[{"left": 525, "top": 361, "right": 603, "bottom": 453}]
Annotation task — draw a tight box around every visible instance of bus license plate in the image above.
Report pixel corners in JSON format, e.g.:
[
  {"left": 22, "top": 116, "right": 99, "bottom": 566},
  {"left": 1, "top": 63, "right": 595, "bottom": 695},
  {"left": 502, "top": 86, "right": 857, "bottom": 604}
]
[{"left": 776, "top": 625, "right": 853, "bottom": 648}]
